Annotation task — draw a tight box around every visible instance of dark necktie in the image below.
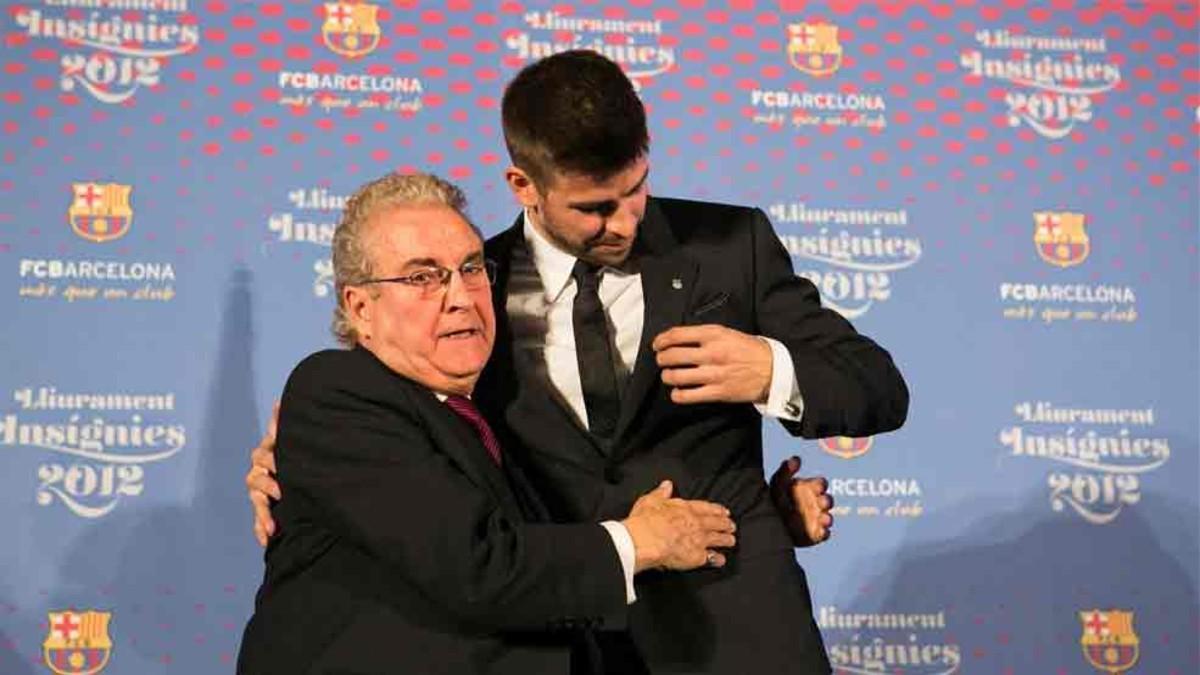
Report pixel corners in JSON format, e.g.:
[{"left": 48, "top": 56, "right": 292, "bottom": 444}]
[
  {"left": 444, "top": 395, "right": 502, "bottom": 465},
  {"left": 571, "top": 260, "right": 620, "bottom": 439}
]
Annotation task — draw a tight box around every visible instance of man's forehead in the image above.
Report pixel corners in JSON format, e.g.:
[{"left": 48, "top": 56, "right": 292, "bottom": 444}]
[
  {"left": 369, "top": 207, "right": 482, "bottom": 261},
  {"left": 373, "top": 204, "right": 475, "bottom": 234},
  {"left": 373, "top": 201, "right": 463, "bottom": 225},
  {"left": 542, "top": 160, "right": 651, "bottom": 200}
]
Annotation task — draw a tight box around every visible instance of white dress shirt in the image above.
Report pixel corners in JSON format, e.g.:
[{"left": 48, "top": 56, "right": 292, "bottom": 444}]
[{"left": 509, "top": 211, "right": 806, "bottom": 427}]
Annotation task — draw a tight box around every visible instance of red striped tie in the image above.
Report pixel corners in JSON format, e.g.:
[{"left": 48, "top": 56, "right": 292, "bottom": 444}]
[{"left": 445, "top": 395, "right": 502, "bottom": 465}]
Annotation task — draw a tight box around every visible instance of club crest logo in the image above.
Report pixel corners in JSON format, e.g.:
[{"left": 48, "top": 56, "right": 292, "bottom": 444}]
[
  {"left": 1079, "top": 609, "right": 1139, "bottom": 674},
  {"left": 818, "top": 436, "right": 873, "bottom": 459},
  {"left": 322, "top": 2, "right": 382, "bottom": 58},
  {"left": 43, "top": 610, "right": 112, "bottom": 675},
  {"left": 68, "top": 183, "right": 131, "bottom": 243},
  {"left": 787, "top": 23, "right": 843, "bottom": 77},
  {"left": 1034, "top": 211, "right": 1090, "bottom": 268}
]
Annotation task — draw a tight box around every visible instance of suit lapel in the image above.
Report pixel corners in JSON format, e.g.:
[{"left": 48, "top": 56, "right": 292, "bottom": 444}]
[
  {"left": 484, "top": 219, "right": 608, "bottom": 467},
  {"left": 486, "top": 205, "right": 703, "bottom": 461},
  {"left": 350, "top": 346, "right": 525, "bottom": 517},
  {"left": 406, "top": 381, "right": 525, "bottom": 518},
  {"left": 613, "top": 199, "right": 698, "bottom": 446}
]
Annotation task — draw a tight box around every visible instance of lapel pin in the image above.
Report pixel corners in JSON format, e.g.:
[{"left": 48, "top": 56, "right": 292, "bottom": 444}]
[{"left": 671, "top": 277, "right": 683, "bottom": 290}]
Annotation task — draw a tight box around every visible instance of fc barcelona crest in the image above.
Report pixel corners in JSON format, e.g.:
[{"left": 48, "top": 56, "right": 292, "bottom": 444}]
[
  {"left": 787, "top": 23, "right": 843, "bottom": 77},
  {"left": 818, "top": 436, "right": 873, "bottom": 459},
  {"left": 1034, "top": 211, "right": 1090, "bottom": 268},
  {"left": 322, "top": 2, "right": 381, "bottom": 59},
  {"left": 1079, "top": 609, "right": 1139, "bottom": 674},
  {"left": 43, "top": 610, "right": 112, "bottom": 675},
  {"left": 68, "top": 183, "right": 132, "bottom": 243}
]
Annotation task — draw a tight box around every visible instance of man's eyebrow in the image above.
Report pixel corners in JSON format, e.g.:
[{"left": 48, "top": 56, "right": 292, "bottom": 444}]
[
  {"left": 397, "top": 257, "right": 439, "bottom": 269},
  {"left": 398, "top": 250, "right": 484, "bottom": 269},
  {"left": 568, "top": 198, "right": 615, "bottom": 211},
  {"left": 567, "top": 168, "right": 650, "bottom": 210}
]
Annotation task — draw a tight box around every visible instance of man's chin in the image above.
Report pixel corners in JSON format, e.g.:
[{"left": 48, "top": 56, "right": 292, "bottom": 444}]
[
  {"left": 434, "top": 346, "right": 491, "bottom": 378},
  {"left": 432, "top": 365, "right": 484, "bottom": 391}
]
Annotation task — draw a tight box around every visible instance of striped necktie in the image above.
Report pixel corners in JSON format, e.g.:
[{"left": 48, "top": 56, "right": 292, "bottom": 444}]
[{"left": 444, "top": 395, "right": 502, "bottom": 465}]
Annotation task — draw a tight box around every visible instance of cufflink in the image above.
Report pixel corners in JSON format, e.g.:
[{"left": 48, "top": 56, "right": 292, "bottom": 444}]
[{"left": 785, "top": 402, "right": 800, "bottom": 417}]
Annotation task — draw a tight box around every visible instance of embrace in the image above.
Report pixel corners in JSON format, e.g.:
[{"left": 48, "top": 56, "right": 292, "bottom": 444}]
[{"left": 238, "top": 50, "right": 907, "bottom": 675}]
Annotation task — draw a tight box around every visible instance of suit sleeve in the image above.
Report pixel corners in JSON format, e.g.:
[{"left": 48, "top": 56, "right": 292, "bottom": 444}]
[
  {"left": 276, "top": 352, "right": 627, "bottom": 633},
  {"left": 747, "top": 208, "right": 910, "bottom": 438}
]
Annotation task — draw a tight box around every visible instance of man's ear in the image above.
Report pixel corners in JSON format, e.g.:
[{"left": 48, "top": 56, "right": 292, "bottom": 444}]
[
  {"left": 503, "top": 166, "right": 541, "bottom": 209},
  {"left": 343, "top": 285, "right": 372, "bottom": 340}
]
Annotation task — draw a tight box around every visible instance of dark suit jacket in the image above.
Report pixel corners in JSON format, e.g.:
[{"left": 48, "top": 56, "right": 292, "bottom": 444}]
[
  {"left": 238, "top": 347, "right": 628, "bottom": 675},
  {"left": 476, "top": 197, "right": 909, "bottom": 674}
]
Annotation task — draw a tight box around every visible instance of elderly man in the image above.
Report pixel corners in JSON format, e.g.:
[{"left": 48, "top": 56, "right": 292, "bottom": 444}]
[{"left": 236, "top": 173, "right": 738, "bottom": 675}]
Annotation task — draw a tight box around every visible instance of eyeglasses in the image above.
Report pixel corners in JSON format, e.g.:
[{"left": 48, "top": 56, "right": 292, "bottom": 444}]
[{"left": 361, "top": 259, "right": 497, "bottom": 297}]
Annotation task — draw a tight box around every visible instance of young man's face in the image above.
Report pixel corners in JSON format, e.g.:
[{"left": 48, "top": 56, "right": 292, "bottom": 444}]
[{"left": 508, "top": 155, "right": 650, "bottom": 268}]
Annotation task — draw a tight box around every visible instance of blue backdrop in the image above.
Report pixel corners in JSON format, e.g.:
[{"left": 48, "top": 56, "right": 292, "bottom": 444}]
[{"left": 2, "top": 1, "right": 1197, "bottom": 673}]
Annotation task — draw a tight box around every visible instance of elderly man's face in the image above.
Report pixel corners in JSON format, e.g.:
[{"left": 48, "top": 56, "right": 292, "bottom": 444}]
[{"left": 346, "top": 204, "right": 496, "bottom": 396}]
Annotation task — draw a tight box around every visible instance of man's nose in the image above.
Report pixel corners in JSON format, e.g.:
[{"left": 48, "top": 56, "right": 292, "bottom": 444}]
[
  {"left": 442, "top": 269, "right": 472, "bottom": 310},
  {"left": 606, "top": 201, "right": 640, "bottom": 239}
]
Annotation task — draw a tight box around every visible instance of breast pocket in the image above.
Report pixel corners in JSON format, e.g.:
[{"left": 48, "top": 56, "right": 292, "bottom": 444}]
[{"left": 687, "top": 291, "right": 732, "bottom": 325}]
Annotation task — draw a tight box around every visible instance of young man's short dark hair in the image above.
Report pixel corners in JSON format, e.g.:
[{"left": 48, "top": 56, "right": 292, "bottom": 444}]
[{"left": 501, "top": 50, "right": 650, "bottom": 188}]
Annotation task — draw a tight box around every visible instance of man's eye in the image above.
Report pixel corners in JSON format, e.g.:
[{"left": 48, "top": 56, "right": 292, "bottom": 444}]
[
  {"left": 461, "top": 263, "right": 484, "bottom": 277},
  {"left": 408, "top": 270, "right": 438, "bottom": 286},
  {"left": 577, "top": 204, "right": 614, "bottom": 216}
]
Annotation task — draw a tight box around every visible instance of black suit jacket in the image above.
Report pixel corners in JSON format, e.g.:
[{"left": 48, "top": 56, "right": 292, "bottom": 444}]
[
  {"left": 238, "top": 347, "right": 628, "bottom": 675},
  {"left": 476, "top": 197, "right": 909, "bottom": 674}
]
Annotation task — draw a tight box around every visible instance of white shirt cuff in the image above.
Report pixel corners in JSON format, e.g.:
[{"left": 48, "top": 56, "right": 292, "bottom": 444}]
[
  {"left": 754, "top": 337, "right": 805, "bottom": 422},
  {"left": 599, "top": 520, "right": 638, "bottom": 604}
]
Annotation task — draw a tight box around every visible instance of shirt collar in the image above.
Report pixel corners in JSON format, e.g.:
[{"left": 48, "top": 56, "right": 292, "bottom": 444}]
[
  {"left": 522, "top": 208, "right": 580, "bottom": 303},
  {"left": 521, "top": 209, "right": 639, "bottom": 303}
]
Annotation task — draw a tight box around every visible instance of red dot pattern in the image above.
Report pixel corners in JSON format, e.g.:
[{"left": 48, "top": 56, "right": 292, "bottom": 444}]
[{"left": 0, "top": 2, "right": 1197, "bottom": 670}]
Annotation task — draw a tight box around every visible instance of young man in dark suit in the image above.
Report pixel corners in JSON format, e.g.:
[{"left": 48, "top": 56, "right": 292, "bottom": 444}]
[
  {"left": 236, "top": 173, "right": 738, "bottom": 675},
  {"left": 476, "top": 51, "right": 907, "bottom": 674},
  {"left": 248, "top": 51, "right": 907, "bottom": 673}
]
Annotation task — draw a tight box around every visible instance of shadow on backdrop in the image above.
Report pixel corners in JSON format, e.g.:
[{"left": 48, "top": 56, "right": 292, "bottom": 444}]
[{"left": 50, "top": 267, "right": 262, "bottom": 673}]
